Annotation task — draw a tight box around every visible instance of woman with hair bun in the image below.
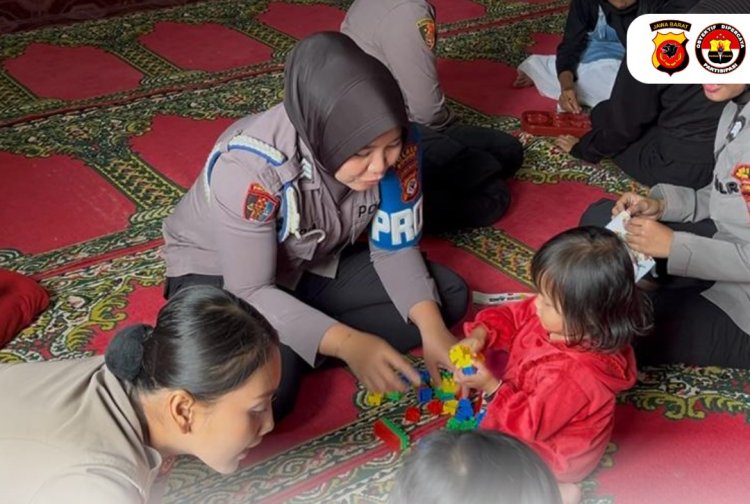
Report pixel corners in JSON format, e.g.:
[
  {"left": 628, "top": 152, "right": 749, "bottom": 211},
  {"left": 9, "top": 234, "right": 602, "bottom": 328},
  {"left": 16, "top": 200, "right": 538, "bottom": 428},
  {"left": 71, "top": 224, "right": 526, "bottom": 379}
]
[{"left": 0, "top": 285, "right": 281, "bottom": 504}]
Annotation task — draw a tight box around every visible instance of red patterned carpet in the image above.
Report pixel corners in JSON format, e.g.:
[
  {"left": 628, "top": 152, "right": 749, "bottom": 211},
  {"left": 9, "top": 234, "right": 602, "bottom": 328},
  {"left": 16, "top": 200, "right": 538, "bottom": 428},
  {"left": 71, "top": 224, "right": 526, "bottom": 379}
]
[{"left": 1, "top": 1, "right": 749, "bottom": 503}]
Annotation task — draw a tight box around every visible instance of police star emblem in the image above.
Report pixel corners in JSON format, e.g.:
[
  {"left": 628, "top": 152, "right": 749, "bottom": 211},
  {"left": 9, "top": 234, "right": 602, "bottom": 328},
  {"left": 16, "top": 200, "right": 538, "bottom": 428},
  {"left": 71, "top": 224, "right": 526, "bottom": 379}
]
[
  {"left": 416, "top": 18, "right": 436, "bottom": 51},
  {"left": 649, "top": 20, "right": 691, "bottom": 76}
]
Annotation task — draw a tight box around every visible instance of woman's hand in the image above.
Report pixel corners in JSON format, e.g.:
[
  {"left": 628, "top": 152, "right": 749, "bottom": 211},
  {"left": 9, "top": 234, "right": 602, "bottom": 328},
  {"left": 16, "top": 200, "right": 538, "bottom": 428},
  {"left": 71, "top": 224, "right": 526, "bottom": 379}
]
[
  {"left": 421, "top": 326, "right": 458, "bottom": 388},
  {"left": 625, "top": 217, "right": 674, "bottom": 258},
  {"left": 338, "top": 331, "right": 421, "bottom": 393},
  {"left": 612, "top": 192, "right": 665, "bottom": 220},
  {"left": 409, "top": 300, "right": 458, "bottom": 388},
  {"left": 555, "top": 134, "right": 579, "bottom": 154}
]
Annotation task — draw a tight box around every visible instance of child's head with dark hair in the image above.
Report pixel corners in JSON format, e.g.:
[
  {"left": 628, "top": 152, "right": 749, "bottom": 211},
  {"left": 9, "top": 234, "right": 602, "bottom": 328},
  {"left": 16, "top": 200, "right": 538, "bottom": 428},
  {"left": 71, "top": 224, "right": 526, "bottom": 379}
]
[
  {"left": 107, "top": 284, "right": 280, "bottom": 400},
  {"left": 106, "top": 285, "right": 281, "bottom": 474},
  {"left": 389, "top": 430, "right": 562, "bottom": 504},
  {"left": 531, "top": 226, "right": 652, "bottom": 352}
]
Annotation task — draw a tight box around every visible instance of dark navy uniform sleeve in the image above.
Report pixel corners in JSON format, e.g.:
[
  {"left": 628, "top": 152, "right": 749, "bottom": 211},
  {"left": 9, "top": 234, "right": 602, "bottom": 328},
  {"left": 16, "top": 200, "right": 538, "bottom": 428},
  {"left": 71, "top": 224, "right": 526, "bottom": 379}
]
[
  {"left": 555, "top": 0, "right": 599, "bottom": 78},
  {"left": 210, "top": 150, "right": 337, "bottom": 366},
  {"left": 571, "top": 63, "right": 661, "bottom": 163},
  {"left": 369, "top": 128, "right": 439, "bottom": 320}
]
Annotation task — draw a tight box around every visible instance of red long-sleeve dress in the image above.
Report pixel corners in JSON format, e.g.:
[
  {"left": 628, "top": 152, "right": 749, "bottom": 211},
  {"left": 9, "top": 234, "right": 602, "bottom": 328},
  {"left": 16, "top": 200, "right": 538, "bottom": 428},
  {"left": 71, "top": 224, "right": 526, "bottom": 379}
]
[{"left": 465, "top": 297, "right": 636, "bottom": 482}]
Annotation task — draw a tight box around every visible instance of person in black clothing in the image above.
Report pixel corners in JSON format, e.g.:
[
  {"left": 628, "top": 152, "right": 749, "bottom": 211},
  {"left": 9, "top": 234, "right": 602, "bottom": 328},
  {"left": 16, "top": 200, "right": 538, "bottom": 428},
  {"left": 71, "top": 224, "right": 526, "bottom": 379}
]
[
  {"left": 515, "top": 0, "right": 636, "bottom": 113},
  {"left": 555, "top": 0, "right": 725, "bottom": 190}
]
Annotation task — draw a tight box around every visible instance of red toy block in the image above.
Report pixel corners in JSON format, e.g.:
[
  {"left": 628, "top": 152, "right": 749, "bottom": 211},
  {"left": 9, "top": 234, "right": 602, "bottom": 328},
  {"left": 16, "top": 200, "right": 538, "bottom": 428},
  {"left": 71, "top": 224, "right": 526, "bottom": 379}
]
[
  {"left": 521, "top": 110, "right": 592, "bottom": 138},
  {"left": 374, "top": 418, "right": 409, "bottom": 452},
  {"left": 426, "top": 399, "right": 443, "bottom": 416},
  {"left": 404, "top": 406, "right": 421, "bottom": 423}
]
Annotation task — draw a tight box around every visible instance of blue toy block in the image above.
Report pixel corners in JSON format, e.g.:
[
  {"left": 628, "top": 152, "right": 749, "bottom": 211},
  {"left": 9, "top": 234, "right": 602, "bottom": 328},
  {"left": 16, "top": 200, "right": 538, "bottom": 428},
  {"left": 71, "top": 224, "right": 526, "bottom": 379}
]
[
  {"left": 455, "top": 398, "right": 474, "bottom": 421},
  {"left": 417, "top": 386, "right": 433, "bottom": 404},
  {"left": 462, "top": 365, "right": 477, "bottom": 376},
  {"left": 419, "top": 369, "right": 431, "bottom": 386}
]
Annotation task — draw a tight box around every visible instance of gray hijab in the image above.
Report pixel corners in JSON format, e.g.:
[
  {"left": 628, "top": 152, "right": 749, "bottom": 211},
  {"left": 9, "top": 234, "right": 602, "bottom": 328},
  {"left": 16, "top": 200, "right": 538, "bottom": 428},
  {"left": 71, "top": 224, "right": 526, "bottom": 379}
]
[{"left": 283, "top": 32, "right": 408, "bottom": 175}]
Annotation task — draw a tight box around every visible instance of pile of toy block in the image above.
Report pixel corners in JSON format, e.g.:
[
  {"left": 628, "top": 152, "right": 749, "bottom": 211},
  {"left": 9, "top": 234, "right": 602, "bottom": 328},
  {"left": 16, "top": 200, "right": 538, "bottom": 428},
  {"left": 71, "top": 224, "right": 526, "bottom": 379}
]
[{"left": 371, "top": 345, "right": 487, "bottom": 452}]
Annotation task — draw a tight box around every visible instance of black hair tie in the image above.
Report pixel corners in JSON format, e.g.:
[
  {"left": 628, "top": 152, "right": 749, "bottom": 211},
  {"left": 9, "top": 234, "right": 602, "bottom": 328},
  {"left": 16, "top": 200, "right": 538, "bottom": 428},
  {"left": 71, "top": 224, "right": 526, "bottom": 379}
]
[{"left": 105, "top": 324, "right": 151, "bottom": 382}]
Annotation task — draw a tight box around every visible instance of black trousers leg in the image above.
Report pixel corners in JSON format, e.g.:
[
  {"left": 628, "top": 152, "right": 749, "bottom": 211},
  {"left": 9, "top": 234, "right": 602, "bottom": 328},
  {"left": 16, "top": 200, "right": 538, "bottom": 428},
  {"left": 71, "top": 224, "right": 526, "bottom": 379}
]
[
  {"left": 642, "top": 286, "right": 750, "bottom": 368},
  {"left": 418, "top": 123, "right": 520, "bottom": 233},
  {"left": 293, "top": 245, "right": 469, "bottom": 352},
  {"left": 442, "top": 123, "right": 524, "bottom": 179},
  {"left": 613, "top": 128, "right": 714, "bottom": 190},
  {"left": 164, "top": 274, "right": 309, "bottom": 421},
  {"left": 577, "top": 199, "right": 749, "bottom": 367}
]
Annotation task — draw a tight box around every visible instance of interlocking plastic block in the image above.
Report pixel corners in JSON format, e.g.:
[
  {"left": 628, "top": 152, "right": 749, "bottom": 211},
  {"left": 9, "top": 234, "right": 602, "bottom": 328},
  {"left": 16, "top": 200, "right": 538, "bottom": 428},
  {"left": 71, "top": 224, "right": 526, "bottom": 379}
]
[
  {"left": 426, "top": 399, "right": 444, "bottom": 416},
  {"left": 404, "top": 406, "right": 422, "bottom": 423},
  {"left": 385, "top": 390, "right": 403, "bottom": 401},
  {"left": 417, "top": 386, "right": 433, "bottom": 404},
  {"left": 449, "top": 345, "right": 475, "bottom": 368},
  {"left": 521, "top": 110, "right": 592, "bottom": 138},
  {"left": 434, "top": 388, "right": 455, "bottom": 401},
  {"left": 365, "top": 391, "right": 383, "bottom": 407},
  {"left": 374, "top": 418, "right": 409, "bottom": 451},
  {"left": 419, "top": 369, "right": 431, "bottom": 386},
  {"left": 455, "top": 398, "right": 474, "bottom": 421},
  {"left": 439, "top": 377, "right": 459, "bottom": 396},
  {"left": 442, "top": 399, "right": 458, "bottom": 416},
  {"left": 446, "top": 417, "right": 479, "bottom": 432}
]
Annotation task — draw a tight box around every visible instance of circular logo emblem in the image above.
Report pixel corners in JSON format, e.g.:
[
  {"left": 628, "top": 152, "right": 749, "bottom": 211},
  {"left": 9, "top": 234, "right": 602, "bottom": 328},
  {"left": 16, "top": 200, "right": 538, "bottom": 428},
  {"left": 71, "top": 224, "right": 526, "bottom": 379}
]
[{"left": 695, "top": 23, "right": 746, "bottom": 74}]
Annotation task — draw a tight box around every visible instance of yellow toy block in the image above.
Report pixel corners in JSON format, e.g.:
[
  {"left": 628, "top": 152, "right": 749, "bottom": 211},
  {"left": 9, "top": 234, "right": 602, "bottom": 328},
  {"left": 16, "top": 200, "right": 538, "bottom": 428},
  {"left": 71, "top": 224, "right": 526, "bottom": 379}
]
[
  {"left": 442, "top": 399, "right": 458, "bottom": 416},
  {"left": 439, "top": 377, "right": 459, "bottom": 396},
  {"left": 365, "top": 392, "right": 383, "bottom": 407},
  {"left": 449, "top": 344, "right": 475, "bottom": 368}
]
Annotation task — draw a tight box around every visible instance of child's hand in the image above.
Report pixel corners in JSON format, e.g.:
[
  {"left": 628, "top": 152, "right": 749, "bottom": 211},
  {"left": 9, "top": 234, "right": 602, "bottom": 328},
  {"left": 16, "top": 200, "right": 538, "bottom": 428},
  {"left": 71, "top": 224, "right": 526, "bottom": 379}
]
[
  {"left": 453, "top": 358, "right": 500, "bottom": 395},
  {"left": 461, "top": 323, "right": 488, "bottom": 352}
]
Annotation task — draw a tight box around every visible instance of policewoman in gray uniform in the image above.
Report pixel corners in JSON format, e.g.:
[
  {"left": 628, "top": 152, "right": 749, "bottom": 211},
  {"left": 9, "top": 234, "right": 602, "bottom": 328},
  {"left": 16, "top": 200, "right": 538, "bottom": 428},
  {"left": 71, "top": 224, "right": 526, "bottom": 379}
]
[
  {"left": 583, "top": 82, "right": 750, "bottom": 368},
  {"left": 162, "top": 33, "right": 469, "bottom": 419},
  {"left": 0, "top": 286, "right": 280, "bottom": 503},
  {"left": 341, "top": 0, "right": 524, "bottom": 233}
]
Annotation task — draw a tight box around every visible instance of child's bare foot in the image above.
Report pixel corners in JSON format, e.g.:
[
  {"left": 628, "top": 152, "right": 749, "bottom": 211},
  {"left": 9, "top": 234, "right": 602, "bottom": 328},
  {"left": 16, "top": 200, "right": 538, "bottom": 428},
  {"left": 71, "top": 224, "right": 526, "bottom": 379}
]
[
  {"left": 558, "top": 482, "right": 582, "bottom": 504},
  {"left": 513, "top": 70, "right": 533, "bottom": 88}
]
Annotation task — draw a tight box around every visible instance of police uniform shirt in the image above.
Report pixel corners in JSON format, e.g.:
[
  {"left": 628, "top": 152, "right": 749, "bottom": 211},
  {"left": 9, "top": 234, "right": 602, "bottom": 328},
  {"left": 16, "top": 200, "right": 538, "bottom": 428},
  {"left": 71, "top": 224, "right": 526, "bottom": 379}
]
[
  {"left": 341, "top": 0, "right": 454, "bottom": 130},
  {"left": 0, "top": 357, "right": 164, "bottom": 504},
  {"left": 162, "top": 104, "right": 439, "bottom": 366},
  {"left": 651, "top": 90, "right": 750, "bottom": 334}
]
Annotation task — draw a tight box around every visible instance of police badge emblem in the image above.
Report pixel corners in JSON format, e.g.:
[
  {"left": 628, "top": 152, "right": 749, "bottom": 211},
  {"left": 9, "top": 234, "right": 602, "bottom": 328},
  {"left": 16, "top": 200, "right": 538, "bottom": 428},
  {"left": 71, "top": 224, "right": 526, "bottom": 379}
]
[
  {"left": 650, "top": 20, "right": 691, "bottom": 76},
  {"left": 416, "top": 18, "right": 436, "bottom": 51}
]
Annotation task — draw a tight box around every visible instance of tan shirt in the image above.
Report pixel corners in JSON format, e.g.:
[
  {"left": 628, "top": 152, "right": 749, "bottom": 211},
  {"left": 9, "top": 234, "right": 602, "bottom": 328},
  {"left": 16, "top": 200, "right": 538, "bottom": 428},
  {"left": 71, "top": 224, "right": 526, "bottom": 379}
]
[
  {"left": 651, "top": 98, "right": 750, "bottom": 334},
  {"left": 162, "top": 104, "right": 438, "bottom": 365},
  {"left": 341, "top": 0, "right": 454, "bottom": 130},
  {"left": 0, "top": 357, "right": 164, "bottom": 504}
]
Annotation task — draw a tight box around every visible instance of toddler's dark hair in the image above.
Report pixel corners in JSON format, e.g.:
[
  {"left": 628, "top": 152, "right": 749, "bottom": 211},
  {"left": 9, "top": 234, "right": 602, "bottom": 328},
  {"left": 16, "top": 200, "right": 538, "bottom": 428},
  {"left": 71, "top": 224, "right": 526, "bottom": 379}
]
[
  {"left": 531, "top": 226, "right": 652, "bottom": 351},
  {"left": 389, "top": 430, "right": 562, "bottom": 504}
]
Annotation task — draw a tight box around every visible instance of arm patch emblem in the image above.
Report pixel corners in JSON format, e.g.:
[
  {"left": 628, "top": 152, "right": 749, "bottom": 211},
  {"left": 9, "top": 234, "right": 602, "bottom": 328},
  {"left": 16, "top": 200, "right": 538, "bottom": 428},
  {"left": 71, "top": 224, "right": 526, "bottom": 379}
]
[
  {"left": 394, "top": 144, "right": 419, "bottom": 203},
  {"left": 417, "top": 18, "right": 436, "bottom": 51},
  {"left": 244, "top": 183, "right": 279, "bottom": 222}
]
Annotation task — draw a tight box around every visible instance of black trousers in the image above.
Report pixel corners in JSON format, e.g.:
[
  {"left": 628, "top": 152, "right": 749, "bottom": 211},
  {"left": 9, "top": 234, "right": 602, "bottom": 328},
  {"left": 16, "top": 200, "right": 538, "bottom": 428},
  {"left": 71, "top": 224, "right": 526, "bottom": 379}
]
[
  {"left": 612, "top": 127, "right": 714, "bottom": 190},
  {"left": 417, "top": 122, "right": 523, "bottom": 233},
  {"left": 164, "top": 245, "right": 469, "bottom": 420},
  {"left": 580, "top": 198, "right": 750, "bottom": 368}
]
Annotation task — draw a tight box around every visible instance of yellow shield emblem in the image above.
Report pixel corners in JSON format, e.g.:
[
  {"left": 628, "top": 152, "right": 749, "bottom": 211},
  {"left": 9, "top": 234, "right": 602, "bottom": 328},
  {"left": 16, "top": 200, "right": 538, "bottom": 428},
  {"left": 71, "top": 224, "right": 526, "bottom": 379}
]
[{"left": 651, "top": 32, "right": 689, "bottom": 75}]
